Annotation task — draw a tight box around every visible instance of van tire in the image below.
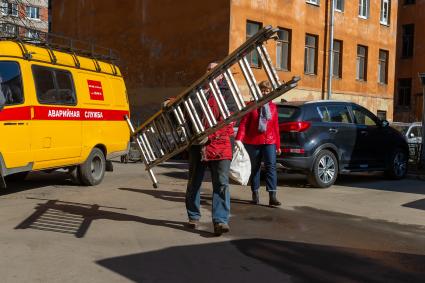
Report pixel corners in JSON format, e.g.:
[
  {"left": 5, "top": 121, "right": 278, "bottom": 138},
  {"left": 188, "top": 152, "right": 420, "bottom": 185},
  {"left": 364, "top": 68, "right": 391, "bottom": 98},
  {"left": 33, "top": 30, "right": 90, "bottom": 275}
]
[{"left": 79, "top": 148, "right": 106, "bottom": 186}]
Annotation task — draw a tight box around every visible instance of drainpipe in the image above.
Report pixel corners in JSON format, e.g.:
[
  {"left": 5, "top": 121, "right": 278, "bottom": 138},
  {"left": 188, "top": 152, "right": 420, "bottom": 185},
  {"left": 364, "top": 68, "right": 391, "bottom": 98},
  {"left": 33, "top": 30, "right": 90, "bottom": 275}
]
[
  {"left": 418, "top": 73, "right": 425, "bottom": 167},
  {"left": 327, "top": 0, "right": 335, "bottom": 100}
]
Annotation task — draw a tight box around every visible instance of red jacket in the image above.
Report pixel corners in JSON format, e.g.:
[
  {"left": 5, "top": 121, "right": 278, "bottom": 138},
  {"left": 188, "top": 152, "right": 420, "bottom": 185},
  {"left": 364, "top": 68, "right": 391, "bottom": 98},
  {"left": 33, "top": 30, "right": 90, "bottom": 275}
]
[
  {"left": 201, "top": 95, "right": 234, "bottom": 161},
  {"left": 236, "top": 102, "right": 280, "bottom": 148}
]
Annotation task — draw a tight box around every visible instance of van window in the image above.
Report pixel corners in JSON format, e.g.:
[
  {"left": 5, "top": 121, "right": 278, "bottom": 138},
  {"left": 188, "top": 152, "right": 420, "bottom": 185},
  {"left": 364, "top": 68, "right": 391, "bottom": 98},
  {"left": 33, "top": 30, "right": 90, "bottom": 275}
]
[
  {"left": 0, "top": 61, "right": 24, "bottom": 105},
  {"left": 33, "top": 65, "right": 77, "bottom": 105}
]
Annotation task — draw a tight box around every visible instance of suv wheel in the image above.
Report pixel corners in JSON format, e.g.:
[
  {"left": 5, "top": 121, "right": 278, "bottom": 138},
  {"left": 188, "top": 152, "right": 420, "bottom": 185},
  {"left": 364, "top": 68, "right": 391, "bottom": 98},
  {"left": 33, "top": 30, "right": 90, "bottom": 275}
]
[
  {"left": 308, "top": 150, "right": 338, "bottom": 188},
  {"left": 79, "top": 148, "right": 106, "bottom": 186},
  {"left": 386, "top": 148, "right": 408, "bottom": 180}
]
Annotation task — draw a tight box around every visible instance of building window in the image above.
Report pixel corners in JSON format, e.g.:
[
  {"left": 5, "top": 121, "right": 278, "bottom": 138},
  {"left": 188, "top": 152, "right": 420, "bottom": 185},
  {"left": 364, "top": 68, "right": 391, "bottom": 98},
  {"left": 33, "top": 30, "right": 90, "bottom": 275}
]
[
  {"left": 359, "top": 0, "right": 369, "bottom": 19},
  {"left": 332, "top": 40, "right": 343, "bottom": 78},
  {"left": 1, "top": 1, "right": 8, "bottom": 15},
  {"left": 402, "top": 24, "right": 414, "bottom": 58},
  {"left": 378, "top": 50, "right": 388, "bottom": 84},
  {"left": 306, "top": 0, "right": 320, "bottom": 5},
  {"left": 356, "top": 45, "right": 368, "bottom": 81},
  {"left": 380, "top": 0, "right": 390, "bottom": 25},
  {"left": 1, "top": 23, "right": 16, "bottom": 35},
  {"left": 397, "top": 78, "right": 412, "bottom": 107},
  {"left": 11, "top": 3, "right": 17, "bottom": 16},
  {"left": 276, "top": 28, "right": 291, "bottom": 71},
  {"left": 335, "top": 0, "right": 344, "bottom": 12},
  {"left": 26, "top": 29, "right": 40, "bottom": 39},
  {"left": 404, "top": 0, "right": 415, "bottom": 4},
  {"left": 246, "top": 21, "right": 262, "bottom": 68},
  {"left": 26, "top": 6, "right": 40, "bottom": 20},
  {"left": 304, "top": 34, "right": 318, "bottom": 75}
]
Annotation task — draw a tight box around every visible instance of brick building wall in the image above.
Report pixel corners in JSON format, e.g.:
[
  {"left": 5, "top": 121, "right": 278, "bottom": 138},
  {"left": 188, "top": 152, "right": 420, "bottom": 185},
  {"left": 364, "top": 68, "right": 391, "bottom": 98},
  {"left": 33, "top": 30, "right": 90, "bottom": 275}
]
[{"left": 394, "top": 0, "right": 425, "bottom": 122}]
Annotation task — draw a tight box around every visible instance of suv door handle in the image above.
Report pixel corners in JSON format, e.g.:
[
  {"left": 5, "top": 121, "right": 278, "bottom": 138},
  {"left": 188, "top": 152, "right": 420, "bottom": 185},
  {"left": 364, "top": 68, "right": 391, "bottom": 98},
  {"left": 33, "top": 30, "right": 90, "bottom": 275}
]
[
  {"left": 360, "top": 130, "right": 368, "bottom": 136},
  {"left": 329, "top": 128, "right": 338, "bottom": 133}
]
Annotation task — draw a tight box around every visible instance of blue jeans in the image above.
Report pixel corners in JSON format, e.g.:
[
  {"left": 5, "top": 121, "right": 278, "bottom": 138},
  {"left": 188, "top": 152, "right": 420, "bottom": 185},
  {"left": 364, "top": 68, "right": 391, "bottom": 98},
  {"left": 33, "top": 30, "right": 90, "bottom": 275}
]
[
  {"left": 185, "top": 145, "right": 231, "bottom": 224},
  {"left": 244, "top": 144, "right": 277, "bottom": 193}
]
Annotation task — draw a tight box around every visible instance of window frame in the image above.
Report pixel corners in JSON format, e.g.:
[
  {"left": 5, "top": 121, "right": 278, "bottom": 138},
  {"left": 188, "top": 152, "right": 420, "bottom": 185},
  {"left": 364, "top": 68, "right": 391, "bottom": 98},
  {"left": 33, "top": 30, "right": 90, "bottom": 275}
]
[
  {"left": 335, "top": 0, "right": 345, "bottom": 12},
  {"left": 378, "top": 49, "right": 389, "bottom": 85},
  {"left": 306, "top": 0, "right": 320, "bottom": 6},
  {"left": 332, "top": 39, "right": 343, "bottom": 79},
  {"left": 31, "top": 65, "right": 77, "bottom": 106},
  {"left": 26, "top": 6, "right": 40, "bottom": 20},
  {"left": 304, "top": 34, "right": 318, "bottom": 75},
  {"left": 397, "top": 78, "right": 412, "bottom": 108},
  {"left": 356, "top": 45, "right": 368, "bottom": 81},
  {"left": 401, "top": 24, "right": 415, "bottom": 58},
  {"left": 276, "top": 28, "right": 291, "bottom": 71},
  {"left": 380, "top": 0, "right": 390, "bottom": 26},
  {"left": 358, "top": 0, "right": 370, "bottom": 19},
  {"left": 0, "top": 61, "right": 25, "bottom": 106},
  {"left": 246, "top": 20, "right": 262, "bottom": 68}
]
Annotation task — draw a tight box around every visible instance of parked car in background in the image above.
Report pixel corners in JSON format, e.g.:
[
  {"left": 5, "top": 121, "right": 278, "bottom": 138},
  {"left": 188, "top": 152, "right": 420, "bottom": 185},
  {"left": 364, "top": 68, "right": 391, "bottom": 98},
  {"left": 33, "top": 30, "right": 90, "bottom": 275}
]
[
  {"left": 277, "top": 101, "right": 409, "bottom": 188},
  {"left": 391, "top": 122, "right": 422, "bottom": 163}
]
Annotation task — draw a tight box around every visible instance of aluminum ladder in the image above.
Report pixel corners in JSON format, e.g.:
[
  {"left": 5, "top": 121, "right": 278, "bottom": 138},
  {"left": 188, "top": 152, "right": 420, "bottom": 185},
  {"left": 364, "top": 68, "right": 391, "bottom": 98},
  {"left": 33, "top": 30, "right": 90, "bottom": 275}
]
[{"left": 126, "top": 25, "right": 300, "bottom": 188}]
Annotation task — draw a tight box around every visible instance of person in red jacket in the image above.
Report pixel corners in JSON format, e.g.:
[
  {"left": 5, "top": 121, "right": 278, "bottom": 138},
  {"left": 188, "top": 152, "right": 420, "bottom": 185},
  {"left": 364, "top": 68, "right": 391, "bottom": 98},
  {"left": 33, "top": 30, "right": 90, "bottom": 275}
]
[
  {"left": 235, "top": 80, "right": 282, "bottom": 206},
  {"left": 185, "top": 62, "right": 236, "bottom": 236}
]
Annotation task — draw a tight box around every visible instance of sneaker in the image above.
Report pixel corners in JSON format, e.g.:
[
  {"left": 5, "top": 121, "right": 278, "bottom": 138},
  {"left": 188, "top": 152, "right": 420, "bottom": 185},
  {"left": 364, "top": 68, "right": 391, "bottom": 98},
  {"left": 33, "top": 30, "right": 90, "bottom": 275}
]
[
  {"left": 213, "top": 223, "right": 230, "bottom": 236},
  {"left": 251, "top": 191, "right": 259, "bottom": 205},
  {"left": 187, "top": 219, "right": 199, "bottom": 229}
]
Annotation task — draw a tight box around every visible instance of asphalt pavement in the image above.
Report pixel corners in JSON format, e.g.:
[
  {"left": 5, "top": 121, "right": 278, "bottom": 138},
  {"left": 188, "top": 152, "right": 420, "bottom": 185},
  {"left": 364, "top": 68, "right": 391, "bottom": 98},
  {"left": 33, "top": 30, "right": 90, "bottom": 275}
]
[{"left": 0, "top": 161, "right": 424, "bottom": 283}]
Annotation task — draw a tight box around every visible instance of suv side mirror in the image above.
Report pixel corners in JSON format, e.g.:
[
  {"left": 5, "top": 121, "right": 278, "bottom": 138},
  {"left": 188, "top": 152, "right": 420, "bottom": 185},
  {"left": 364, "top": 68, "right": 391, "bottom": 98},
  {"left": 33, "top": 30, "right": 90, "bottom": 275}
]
[{"left": 381, "top": 120, "right": 389, "bottom": 128}]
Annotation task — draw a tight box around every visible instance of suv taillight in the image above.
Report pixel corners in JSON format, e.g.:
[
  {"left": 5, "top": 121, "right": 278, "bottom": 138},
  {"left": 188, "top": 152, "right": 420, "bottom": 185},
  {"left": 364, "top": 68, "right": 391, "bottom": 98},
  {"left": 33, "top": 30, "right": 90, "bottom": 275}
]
[{"left": 279, "top": 121, "right": 311, "bottom": 132}]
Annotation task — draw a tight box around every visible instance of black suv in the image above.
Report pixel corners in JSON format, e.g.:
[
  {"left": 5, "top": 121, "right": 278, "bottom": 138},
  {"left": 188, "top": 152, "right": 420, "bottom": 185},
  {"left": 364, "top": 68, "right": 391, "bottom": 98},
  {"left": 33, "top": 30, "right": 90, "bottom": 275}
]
[{"left": 277, "top": 101, "right": 409, "bottom": 188}]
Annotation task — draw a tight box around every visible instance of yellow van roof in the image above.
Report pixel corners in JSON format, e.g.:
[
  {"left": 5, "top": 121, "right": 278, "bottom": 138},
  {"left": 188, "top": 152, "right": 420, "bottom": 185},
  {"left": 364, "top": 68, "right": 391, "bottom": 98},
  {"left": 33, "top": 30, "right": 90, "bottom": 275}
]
[{"left": 0, "top": 40, "right": 122, "bottom": 77}]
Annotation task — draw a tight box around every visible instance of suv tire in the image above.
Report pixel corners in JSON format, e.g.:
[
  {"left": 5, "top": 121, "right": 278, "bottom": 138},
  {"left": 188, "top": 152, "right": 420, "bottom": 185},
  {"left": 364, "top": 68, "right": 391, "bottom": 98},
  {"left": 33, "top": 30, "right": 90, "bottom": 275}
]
[
  {"left": 385, "top": 148, "right": 408, "bottom": 180},
  {"left": 308, "top": 150, "right": 338, "bottom": 188},
  {"left": 79, "top": 148, "right": 106, "bottom": 186}
]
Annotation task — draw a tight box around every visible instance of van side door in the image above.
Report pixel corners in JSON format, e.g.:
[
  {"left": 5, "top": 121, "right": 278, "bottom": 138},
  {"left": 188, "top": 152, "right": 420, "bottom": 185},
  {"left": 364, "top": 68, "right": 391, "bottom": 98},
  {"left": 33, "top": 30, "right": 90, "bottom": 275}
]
[
  {"left": 31, "top": 65, "right": 82, "bottom": 168},
  {"left": 0, "top": 61, "right": 32, "bottom": 172}
]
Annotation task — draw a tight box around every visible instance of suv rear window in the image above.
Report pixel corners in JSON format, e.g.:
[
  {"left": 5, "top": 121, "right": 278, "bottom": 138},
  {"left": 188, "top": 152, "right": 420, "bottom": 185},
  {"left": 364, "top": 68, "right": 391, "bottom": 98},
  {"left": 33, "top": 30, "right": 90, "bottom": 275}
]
[{"left": 278, "top": 105, "right": 301, "bottom": 123}]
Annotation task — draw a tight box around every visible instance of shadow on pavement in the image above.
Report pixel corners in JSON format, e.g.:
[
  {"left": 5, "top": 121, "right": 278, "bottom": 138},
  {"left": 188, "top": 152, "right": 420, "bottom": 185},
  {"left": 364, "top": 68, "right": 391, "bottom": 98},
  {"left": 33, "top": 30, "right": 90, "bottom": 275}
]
[
  {"left": 403, "top": 198, "right": 425, "bottom": 211},
  {"left": 0, "top": 171, "right": 77, "bottom": 196},
  {"left": 96, "top": 238, "right": 425, "bottom": 283},
  {"left": 15, "top": 198, "right": 215, "bottom": 238}
]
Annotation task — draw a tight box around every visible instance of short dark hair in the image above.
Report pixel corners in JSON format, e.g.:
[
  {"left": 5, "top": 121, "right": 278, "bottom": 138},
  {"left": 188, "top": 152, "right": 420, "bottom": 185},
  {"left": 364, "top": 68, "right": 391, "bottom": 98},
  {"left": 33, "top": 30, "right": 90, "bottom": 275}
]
[{"left": 259, "top": 80, "right": 272, "bottom": 91}]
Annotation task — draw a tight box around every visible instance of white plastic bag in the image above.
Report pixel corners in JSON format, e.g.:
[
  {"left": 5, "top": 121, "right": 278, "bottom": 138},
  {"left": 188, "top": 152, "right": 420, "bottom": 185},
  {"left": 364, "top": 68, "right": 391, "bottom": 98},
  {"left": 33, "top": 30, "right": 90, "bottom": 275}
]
[{"left": 229, "top": 143, "right": 251, "bottom": 186}]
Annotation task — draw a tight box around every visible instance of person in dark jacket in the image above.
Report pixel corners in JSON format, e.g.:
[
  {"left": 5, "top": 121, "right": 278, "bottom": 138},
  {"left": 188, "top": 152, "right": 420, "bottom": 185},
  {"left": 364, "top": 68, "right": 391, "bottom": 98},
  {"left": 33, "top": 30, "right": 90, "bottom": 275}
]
[
  {"left": 235, "top": 80, "right": 282, "bottom": 206},
  {"left": 185, "top": 62, "right": 236, "bottom": 236}
]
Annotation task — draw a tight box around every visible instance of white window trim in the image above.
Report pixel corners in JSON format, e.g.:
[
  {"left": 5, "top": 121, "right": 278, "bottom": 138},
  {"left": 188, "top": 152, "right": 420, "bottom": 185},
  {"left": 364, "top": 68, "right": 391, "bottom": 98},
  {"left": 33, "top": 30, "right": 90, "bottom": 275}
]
[
  {"left": 26, "top": 6, "right": 41, "bottom": 20},
  {"left": 380, "top": 0, "right": 390, "bottom": 26},
  {"left": 306, "top": 0, "right": 320, "bottom": 6},
  {"left": 359, "top": 0, "right": 370, "bottom": 19},
  {"left": 335, "top": 0, "right": 344, "bottom": 12}
]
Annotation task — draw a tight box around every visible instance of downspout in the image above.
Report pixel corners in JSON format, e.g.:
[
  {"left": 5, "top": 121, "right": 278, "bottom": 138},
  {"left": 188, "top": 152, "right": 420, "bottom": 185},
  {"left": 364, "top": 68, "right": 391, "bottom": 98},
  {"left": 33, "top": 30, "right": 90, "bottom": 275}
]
[{"left": 327, "top": 0, "right": 335, "bottom": 100}]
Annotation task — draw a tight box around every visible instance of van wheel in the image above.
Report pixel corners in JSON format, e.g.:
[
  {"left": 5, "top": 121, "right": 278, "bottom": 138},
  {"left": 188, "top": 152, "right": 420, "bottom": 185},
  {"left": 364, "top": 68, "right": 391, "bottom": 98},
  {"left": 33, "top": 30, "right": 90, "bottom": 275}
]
[
  {"left": 79, "top": 148, "right": 106, "bottom": 186},
  {"left": 385, "top": 148, "right": 408, "bottom": 180},
  {"left": 308, "top": 150, "right": 338, "bottom": 188},
  {"left": 5, "top": 172, "right": 29, "bottom": 182}
]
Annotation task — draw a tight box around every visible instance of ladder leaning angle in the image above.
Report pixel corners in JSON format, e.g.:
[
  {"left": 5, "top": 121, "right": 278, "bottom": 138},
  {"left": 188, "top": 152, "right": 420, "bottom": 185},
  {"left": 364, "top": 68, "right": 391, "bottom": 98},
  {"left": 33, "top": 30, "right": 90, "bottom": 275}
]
[{"left": 126, "top": 25, "right": 301, "bottom": 188}]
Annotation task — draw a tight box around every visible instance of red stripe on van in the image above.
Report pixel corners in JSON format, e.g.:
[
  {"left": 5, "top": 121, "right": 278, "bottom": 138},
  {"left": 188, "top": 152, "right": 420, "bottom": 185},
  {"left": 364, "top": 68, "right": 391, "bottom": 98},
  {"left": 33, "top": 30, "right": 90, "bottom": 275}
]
[
  {"left": 0, "top": 106, "right": 32, "bottom": 121},
  {"left": 0, "top": 106, "right": 129, "bottom": 121}
]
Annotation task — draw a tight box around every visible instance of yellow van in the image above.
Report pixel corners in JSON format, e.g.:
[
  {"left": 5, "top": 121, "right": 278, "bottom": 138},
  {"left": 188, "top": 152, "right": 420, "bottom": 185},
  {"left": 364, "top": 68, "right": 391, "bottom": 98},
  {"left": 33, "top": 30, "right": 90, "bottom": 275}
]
[{"left": 0, "top": 32, "right": 130, "bottom": 187}]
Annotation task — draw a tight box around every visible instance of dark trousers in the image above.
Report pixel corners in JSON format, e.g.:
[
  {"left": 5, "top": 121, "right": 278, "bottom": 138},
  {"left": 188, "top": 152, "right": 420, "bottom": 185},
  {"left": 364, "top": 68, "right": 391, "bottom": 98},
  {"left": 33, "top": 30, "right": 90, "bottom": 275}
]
[
  {"left": 185, "top": 145, "right": 231, "bottom": 224},
  {"left": 244, "top": 144, "right": 277, "bottom": 193}
]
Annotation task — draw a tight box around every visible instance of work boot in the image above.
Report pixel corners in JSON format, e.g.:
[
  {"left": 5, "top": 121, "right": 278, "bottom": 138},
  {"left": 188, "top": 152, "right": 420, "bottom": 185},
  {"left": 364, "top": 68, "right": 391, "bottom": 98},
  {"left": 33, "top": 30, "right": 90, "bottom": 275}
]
[
  {"left": 213, "top": 223, "right": 230, "bottom": 236},
  {"left": 251, "top": 191, "right": 259, "bottom": 205},
  {"left": 187, "top": 219, "right": 199, "bottom": 229},
  {"left": 269, "top": 192, "right": 281, "bottom": 206}
]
